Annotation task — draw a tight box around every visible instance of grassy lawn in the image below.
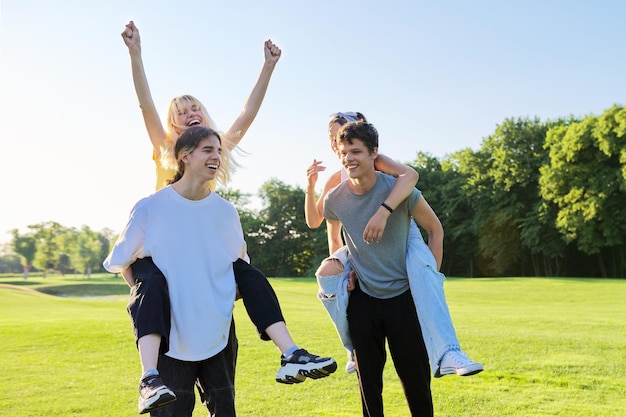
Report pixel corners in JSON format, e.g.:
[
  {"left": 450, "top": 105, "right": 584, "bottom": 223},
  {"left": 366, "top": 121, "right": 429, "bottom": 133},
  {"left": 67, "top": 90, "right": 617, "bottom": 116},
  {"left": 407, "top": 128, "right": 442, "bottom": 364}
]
[{"left": 0, "top": 274, "right": 624, "bottom": 416}]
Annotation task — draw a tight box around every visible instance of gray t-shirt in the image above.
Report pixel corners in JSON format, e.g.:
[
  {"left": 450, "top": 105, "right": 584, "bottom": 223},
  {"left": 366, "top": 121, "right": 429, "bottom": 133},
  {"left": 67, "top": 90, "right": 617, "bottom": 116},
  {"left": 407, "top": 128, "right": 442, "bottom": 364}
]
[{"left": 324, "top": 172, "right": 421, "bottom": 299}]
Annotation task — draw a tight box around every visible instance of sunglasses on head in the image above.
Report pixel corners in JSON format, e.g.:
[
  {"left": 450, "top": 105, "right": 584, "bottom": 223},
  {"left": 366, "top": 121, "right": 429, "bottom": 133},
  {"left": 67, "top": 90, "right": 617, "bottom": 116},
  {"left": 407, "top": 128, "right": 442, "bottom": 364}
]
[{"left": 329, "top": 112, "right": 360, "bottom": 122}]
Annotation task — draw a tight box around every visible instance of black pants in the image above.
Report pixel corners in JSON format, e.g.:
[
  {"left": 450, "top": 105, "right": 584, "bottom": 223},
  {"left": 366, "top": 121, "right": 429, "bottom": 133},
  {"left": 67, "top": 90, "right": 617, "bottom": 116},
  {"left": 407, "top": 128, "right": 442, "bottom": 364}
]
[
  {"left": 152, "top": 320, "right": 238, "bottom": 417},
  {"left": 128, "top": 258, "right": 171, "bottom": 354},
  {"left": 128, "top": 257, "right": 285, "bottom": 353},
  {"left": 347, "top": 285, "right": 433, "bottom": 417},
  {"left": 232, "top": 258, "right": 285, "bottom": 340}
]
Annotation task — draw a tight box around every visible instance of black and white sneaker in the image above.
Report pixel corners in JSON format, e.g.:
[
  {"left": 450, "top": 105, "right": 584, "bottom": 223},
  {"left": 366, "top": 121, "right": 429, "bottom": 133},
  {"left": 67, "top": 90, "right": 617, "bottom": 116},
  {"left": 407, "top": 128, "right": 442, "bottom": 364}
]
[
  {"left": 276, "top": 348, "right": 337, "bottom": 384},
  {"left": 138, "top": 373, "right": 176, "bottom": 414}
]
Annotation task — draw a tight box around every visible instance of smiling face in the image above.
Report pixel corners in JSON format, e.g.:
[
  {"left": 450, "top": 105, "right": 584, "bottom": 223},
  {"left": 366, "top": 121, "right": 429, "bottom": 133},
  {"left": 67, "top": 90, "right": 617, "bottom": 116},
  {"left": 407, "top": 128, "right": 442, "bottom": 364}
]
[
  {"left": 173, "top": 98, "right": 204, "bottom": 134},
  {"left": 166, "top": 95, "right": 218, "bottom": 138},
  {"left": 338, "top": 138, "right": 377, "bottom": 180},
  {"left": 182, "top": 134, "right": 222, "bottom": 182}
]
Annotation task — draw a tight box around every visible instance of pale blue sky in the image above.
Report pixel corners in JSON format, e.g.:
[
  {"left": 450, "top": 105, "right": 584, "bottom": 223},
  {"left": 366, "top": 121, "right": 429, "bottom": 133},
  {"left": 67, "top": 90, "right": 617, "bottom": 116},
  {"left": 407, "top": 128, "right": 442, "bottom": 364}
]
[{"left": 1, "top": 0, "right": 624, "bottom": 244}]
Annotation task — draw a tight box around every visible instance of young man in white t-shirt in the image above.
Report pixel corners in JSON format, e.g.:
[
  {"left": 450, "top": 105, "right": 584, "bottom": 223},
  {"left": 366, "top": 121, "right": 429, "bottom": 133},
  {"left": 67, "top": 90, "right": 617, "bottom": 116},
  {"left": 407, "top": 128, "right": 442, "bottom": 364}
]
[
  {"left": 105, "top": 127, "right": 242, "bottom": 416},
  {"left": 105, "top": 127, "right": 336, "bottom": 416}
]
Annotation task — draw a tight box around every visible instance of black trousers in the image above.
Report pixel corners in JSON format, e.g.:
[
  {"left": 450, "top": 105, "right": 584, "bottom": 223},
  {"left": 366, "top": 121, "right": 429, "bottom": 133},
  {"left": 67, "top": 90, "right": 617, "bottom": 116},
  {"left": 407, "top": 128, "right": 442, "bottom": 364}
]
[
  {"left": 128, "top": 258, "right": 170, "bottom": 353},
  {"left": 128, "top": 257, "right": 285, "bottom": 354},
  {"left": 347, "top": 285, "right": 433, "bottom": 417},
  {"left": 152, "top": 320, "right": 238, "bottom": 417}
]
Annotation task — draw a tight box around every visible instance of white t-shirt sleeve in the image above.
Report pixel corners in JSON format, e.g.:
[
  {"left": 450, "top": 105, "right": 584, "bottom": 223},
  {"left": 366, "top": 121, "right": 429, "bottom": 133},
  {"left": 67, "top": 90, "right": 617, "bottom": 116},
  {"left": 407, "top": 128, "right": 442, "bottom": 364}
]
[
  {"left": 240, "top": 240, "right": 250, "bottom": 263},
  {"left": 103, "top": 200, "right": 148, "bottom": 273}
]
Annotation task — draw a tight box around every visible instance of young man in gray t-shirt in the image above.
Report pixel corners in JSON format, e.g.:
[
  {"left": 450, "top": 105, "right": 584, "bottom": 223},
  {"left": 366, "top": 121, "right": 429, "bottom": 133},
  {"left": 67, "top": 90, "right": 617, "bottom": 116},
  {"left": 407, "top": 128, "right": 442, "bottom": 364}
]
[{"left": 324, "top": 121, "right": 443, "bottom": 417}]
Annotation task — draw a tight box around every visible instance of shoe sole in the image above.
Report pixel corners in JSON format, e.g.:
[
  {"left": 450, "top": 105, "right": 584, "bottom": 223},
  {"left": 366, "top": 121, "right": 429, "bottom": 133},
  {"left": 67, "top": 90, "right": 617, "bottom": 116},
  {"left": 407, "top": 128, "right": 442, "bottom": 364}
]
[
  {"left": 139, "top": 390, "right": 177, "bottom": 414},
  {"left": 276, "top": 359, "right": 338, "bottom": 384},
  {"left": 436, "top": 363, "right": 484, "bottom": 378},
  {"left": 458, "top": 366, "right": 484, "bottom": 376}
]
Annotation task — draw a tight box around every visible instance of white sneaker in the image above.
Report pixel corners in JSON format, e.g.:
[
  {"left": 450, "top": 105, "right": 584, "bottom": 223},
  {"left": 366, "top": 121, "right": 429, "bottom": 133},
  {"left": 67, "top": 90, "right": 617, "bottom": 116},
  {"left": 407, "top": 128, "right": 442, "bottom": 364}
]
[
  {"left": 345, "top": 360, "right": 357, "bottom": 374},
  {"left": 436, "top": 350, "right": 483, "bottom": 378},
  {"left": 345, "top": 351, "right": 357, "bottom": 374}
]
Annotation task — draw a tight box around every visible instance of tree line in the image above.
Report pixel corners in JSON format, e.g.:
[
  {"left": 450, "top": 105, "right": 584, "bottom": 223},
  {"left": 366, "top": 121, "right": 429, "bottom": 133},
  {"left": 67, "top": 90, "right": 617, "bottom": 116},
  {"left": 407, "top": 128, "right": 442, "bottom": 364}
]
[
  {"left": 3, "top": 105, "right": 625, "bottom": 278},
  {"left": 4, "top": 223, "right": 115, "bottom": 278}
]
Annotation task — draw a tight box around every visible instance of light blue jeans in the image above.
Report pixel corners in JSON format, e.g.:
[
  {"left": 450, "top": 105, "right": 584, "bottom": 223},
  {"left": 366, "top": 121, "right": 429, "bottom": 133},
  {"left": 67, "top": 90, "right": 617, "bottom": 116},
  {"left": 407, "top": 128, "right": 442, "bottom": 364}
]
[{"left": 316, "top": 221, "right": 461, "bottom": 375}]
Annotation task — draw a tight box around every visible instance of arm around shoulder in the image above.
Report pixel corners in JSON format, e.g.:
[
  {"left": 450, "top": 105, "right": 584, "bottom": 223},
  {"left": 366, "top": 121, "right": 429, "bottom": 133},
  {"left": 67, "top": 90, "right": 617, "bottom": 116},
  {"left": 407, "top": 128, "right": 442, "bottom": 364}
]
[
  {"left": 410, "top": 196, "right": 444, "bottom": 270},
  {"left": 362, "top": 155, "right": 419, "bottom": 243},
  {"left": 374, "top": 153, "right": 419, "bottom": 210}
]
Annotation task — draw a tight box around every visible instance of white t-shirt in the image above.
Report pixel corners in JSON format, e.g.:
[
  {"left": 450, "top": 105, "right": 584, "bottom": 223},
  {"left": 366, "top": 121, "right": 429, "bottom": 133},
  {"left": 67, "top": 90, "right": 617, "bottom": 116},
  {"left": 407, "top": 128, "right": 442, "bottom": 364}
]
[{"left": 104, "top": 186, "right": 247, "bottom": 361}]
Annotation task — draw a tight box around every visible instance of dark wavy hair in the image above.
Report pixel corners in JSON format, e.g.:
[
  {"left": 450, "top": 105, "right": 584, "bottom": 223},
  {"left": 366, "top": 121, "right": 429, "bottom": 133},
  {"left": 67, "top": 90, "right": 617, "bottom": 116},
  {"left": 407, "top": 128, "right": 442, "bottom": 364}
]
[
  {"left": 167, "top": 126, "right": 222, "bottom": 185},
  {"left": 337, "top": 121, "right": 379, "bottom": 154}
]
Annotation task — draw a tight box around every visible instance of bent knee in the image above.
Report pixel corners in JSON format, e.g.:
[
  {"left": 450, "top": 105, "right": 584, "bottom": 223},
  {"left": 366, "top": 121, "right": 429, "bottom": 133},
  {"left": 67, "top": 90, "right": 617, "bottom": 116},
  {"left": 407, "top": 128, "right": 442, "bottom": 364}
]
[{"left": 316, "top": 258, "right": 345, "bottom": 277}]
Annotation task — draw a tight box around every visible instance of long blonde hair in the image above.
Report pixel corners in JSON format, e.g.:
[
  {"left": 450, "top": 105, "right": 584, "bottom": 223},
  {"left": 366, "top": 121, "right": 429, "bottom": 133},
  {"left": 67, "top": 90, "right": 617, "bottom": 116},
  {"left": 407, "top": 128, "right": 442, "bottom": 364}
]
[{"left": 160, "top": 94, "right": 238, "bottom": 187}]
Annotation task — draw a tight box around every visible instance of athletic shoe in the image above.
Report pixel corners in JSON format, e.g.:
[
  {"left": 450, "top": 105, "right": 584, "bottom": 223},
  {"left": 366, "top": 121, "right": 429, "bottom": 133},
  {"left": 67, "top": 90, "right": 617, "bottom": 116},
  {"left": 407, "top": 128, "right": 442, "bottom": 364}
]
[
  {"left": 276, "top": 348, "right": 338, "bottom": 384},
  {"left": 138, "top": 373, "right": 177, "bottom": 414},
  {"left": 345, "top": 360, "right": 357, "bottom": 374},
  {"left": 345, "top": 351, "right": 357, "bottom": 374},
  {"left": 435, "top": 350, "right": 484, "bottom": 378}
]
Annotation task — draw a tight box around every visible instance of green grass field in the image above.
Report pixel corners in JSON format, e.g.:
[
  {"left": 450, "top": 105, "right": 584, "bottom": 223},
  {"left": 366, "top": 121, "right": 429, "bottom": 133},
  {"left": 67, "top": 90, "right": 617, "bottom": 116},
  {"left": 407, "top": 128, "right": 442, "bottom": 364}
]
[{"left": 0, "top": 274, "right": 624, "bottom": 416}]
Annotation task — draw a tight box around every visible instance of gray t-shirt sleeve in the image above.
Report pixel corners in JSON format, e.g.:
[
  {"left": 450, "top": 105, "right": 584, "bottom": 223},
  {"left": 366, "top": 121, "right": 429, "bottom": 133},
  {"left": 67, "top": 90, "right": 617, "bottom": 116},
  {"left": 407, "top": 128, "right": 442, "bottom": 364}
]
[{"left": 322, "top": 193, "right": 336, "bottom": 220}]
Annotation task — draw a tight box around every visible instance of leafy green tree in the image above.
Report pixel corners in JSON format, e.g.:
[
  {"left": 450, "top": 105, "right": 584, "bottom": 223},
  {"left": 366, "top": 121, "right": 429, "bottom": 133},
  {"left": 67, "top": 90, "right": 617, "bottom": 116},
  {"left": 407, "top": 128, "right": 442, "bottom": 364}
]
[
  {"left": 540, "top": 105, "right": 626, "bottom": 277},
  {"left": 73, "top": 226, "right": 106, "bottom": 277},
  {"left": 439, "top": 157, "right": 480, "bottom": 277},
  {"left": 452, "top": 117, "right": 575, "bottom": 276},
  {"left": 0, "top": 254, "right": 22, "bottom": 273},
  {"left": 408, "top": 151, "right": 477, "bottom": 277},
  {"left": 453, "top": 146, "right": 506, "bottom": 276},
  {"left": 56, "top": 228, "right": 79, "bottom": 274},
  {"left": 29, "top": 222, "right": 69, "bottom": 276},
  {"left": 487, "top": 117, "right": 573, "bottom": 276},
  {"left": 98, "top": 227, "right": 118, "bottom": 266},
  {"left": 246, "top": 179, "right": 326, "bottom": 277},
  {"left": 10, "top": 229, "right": 37, "bottom": 278}
]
